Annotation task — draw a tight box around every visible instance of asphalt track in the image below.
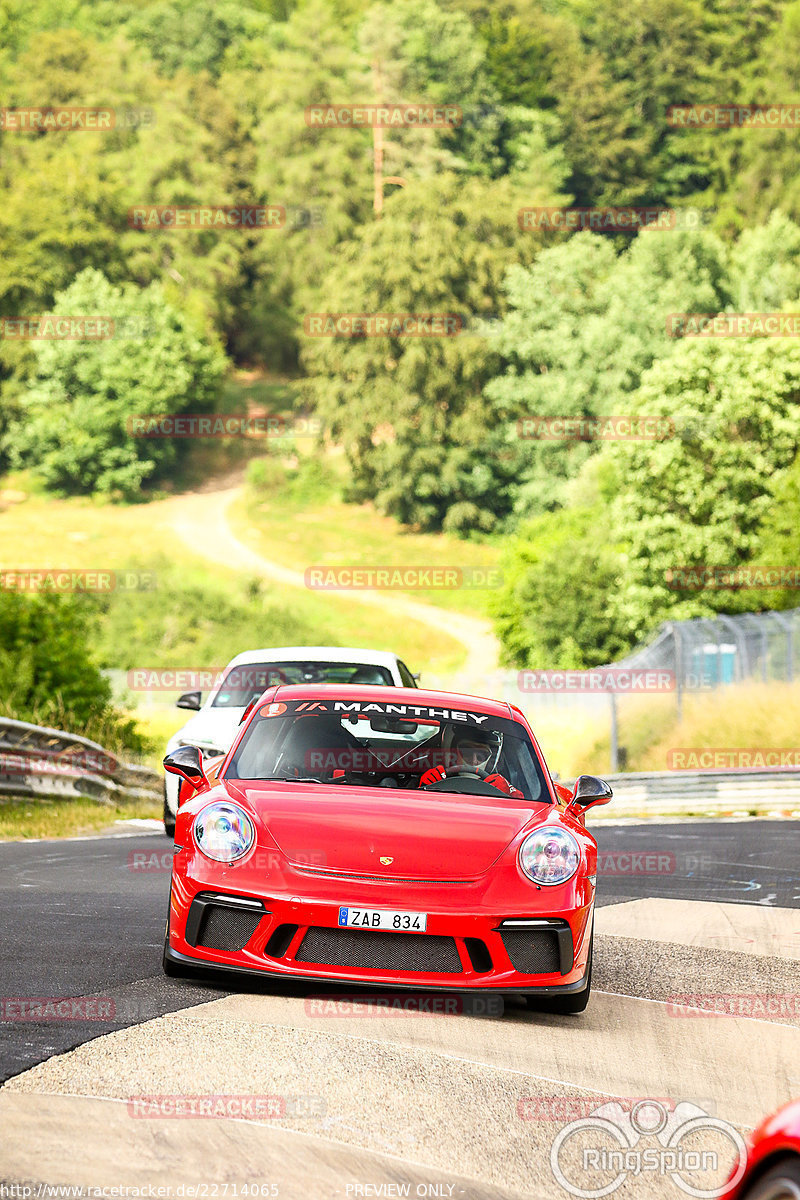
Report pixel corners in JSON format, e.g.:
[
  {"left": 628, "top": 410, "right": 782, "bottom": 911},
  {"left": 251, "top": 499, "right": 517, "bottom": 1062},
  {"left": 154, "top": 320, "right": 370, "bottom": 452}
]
[{"left": 2, "top": 820, "right": 799, "bottom": 1197}]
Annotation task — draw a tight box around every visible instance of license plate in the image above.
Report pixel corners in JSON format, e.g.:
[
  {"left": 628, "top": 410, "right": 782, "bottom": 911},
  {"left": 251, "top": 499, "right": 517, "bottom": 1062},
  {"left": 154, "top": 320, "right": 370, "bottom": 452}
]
[{"left": 338, "top": 906, "right": 427, "bottom": 933}]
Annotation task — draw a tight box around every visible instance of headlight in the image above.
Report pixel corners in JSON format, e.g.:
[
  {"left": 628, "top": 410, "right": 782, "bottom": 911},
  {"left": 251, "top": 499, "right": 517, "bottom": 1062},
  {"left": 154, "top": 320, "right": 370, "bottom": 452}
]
[
  {"left": 194, "top": 802, "right": 255, "bottom": 863},
  {"left": 519, "top": 827, "right": 580, "bottom": 886}
]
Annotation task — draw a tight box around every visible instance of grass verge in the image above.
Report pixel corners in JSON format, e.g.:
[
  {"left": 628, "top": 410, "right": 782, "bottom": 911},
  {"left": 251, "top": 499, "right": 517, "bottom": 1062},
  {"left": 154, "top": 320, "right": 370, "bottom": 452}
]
[{"left": 0, "top": 796, "right": 161, "bottom": 841}]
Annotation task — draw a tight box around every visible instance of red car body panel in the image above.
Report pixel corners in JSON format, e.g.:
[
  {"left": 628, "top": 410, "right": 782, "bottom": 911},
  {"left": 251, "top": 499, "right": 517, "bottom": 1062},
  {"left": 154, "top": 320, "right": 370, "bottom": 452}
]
[
  {"left": 721, "top": 1100, "right": 800, "bottom": 1198},
  {"left": 165, "top": 684, "right": 599, "bottom": 993}
]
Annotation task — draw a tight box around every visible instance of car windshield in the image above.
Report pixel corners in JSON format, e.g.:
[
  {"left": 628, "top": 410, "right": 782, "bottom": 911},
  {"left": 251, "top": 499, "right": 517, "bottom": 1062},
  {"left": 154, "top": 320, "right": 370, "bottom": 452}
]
[
  {"left": 225, "top": 697, "right": 547, "bottom": 801},
  {"left": 211, "top": 662, "right": 394, "bottom": 707}
]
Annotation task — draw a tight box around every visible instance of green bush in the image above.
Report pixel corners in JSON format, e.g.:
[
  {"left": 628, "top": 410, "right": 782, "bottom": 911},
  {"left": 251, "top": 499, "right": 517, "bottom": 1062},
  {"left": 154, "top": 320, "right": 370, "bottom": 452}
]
[
  {"left": 11, "top": 269, "right": 228, "bottom": 499},
  {"left": 0, "top": 592, "right": 143, "bottom": 752}
]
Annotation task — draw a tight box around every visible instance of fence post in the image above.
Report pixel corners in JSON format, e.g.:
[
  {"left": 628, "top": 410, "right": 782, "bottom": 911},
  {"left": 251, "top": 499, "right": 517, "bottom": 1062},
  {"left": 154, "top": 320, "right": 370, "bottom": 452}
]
[{"left": 672, "top": 623, "right": 683, "bottom": 721}]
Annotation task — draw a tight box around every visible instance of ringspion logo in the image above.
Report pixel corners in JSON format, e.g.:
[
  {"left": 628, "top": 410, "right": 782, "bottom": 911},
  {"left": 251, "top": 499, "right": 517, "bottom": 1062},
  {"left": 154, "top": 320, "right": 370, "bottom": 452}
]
[{"left": 549, "top": 1100, "right": 746, "bottom": 1198}]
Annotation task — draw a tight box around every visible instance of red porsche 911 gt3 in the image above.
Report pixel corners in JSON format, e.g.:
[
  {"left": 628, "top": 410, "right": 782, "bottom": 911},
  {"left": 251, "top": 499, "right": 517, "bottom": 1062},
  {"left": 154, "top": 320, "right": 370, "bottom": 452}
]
[{"left": 162, "top": 685, "right": 611, "bottom": 1013}]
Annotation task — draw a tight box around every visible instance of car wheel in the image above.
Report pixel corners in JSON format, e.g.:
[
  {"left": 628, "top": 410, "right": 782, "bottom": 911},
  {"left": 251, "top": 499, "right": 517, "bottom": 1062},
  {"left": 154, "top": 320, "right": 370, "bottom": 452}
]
[
  {"left": 741, "top": 1156, "right": 800, "bottom": 1199},
  {"left": 163, "top": 781, "right": 175, "bottom": 838},
  {"left": 527, "top": 934, "right": 592, "bottom": 1015}
]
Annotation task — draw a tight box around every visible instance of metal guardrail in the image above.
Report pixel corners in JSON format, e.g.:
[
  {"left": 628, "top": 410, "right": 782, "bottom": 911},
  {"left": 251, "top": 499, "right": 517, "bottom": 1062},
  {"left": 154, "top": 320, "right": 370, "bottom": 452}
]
[
  {"left": 0, "top": 717, "right": 161, "bottom": 804},
  {"left": 2, "top": 713, "right": 796, "bottom": 816},
  {"left": 587, "top": 769, "right": 800, "bottom": 816}
]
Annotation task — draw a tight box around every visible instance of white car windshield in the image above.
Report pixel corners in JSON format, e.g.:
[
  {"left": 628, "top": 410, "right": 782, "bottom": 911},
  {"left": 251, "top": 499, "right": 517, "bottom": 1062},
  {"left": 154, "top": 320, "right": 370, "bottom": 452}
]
[{"left": 211, "top": 662, "right": 394, "bottom": 707}]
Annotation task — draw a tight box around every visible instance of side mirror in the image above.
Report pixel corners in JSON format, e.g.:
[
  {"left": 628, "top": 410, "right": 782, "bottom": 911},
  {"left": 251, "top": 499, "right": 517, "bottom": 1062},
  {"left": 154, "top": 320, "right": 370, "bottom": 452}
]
[
  {"left": 163, "top": 745, "right": 209, "bottom": 794},
  {"left": 177, "top": 691, "right": 201, "bottom": 711},
  {"left": 569, "top": 774, "right": 613, "bottom": 812}
]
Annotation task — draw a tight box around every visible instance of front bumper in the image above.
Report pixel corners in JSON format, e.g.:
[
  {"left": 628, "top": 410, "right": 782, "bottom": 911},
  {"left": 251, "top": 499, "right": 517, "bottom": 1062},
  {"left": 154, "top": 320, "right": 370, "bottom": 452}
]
[{"left": 166, "top": 843, "right": 594, "bottom": 992}]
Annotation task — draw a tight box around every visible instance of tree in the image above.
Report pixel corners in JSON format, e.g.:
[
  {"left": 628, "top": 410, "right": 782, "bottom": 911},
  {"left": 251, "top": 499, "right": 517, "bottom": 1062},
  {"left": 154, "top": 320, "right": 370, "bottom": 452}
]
[
  {"left": 301, "top": 171, "right": 556, "bottom": 531},
  {"left": 492, "top": 505, "right": 630, "bottom": 668},
  {"left": 486, "top": 228, "right": 732, "bottom": 516},
  {"left": 609, "top": 335, "right": 800, "bottom": 642},
  {"left": 11, "top": 269, "right": 228, "bottom": 498},
  {"left": 0, "top": 591, "right": 141, "bottom": 749}
]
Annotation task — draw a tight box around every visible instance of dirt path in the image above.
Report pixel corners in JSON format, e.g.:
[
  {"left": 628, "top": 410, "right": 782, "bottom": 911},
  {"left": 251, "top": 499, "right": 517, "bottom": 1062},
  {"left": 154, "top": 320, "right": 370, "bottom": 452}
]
[{"left": 161, "top": 484, "right": 501, "bottom": 690}]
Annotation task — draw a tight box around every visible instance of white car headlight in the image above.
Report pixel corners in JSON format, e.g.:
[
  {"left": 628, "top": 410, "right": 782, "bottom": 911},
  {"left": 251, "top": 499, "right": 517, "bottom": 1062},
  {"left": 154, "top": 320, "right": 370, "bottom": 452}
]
[
  {"left": 194, "top": 802, "right": 255, "bottom": 863},
  {"left": 519, "top": 828, "right": 580, "bottom": 886}
]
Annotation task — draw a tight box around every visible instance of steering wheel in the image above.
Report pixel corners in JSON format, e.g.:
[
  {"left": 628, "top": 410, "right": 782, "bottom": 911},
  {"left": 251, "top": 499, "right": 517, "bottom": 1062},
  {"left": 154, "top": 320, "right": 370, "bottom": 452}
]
[{"left": 443, "top": 764, "right": 490, "bottom": 780}]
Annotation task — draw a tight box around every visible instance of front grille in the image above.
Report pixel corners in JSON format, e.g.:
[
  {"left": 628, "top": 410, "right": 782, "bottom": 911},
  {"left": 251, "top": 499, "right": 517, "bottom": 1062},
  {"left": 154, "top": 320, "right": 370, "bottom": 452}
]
[
  {"left": 196, "top": 905, "right": 263, "bottom": 951},
  {"left": 296, "top": 927, "right": 463, "bottom": 973},
  {"left": 500, "top": 929, "right": 562, "bottom": 974}
]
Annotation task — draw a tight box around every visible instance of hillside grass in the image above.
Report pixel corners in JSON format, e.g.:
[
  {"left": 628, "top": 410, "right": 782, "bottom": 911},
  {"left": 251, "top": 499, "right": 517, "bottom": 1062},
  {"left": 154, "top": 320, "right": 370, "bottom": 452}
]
[
  {"left": 233, "top": 450, "right": 503, "bottom": 620},
  {"left": 0, "top": 465, "right": 467, "bottom": 674}
]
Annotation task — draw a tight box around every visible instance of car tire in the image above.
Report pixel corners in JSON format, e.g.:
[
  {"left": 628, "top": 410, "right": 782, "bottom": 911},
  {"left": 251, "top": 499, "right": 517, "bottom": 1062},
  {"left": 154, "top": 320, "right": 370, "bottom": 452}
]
[
  {"left": 740, "top": 1156, "right": 800, "bottom": 1198},
  {"left": 163, "top": 781, "right": 175, "bottom": 839},
  {"left": 527, "top": 934, "right": 593, "bottom": 1015}
]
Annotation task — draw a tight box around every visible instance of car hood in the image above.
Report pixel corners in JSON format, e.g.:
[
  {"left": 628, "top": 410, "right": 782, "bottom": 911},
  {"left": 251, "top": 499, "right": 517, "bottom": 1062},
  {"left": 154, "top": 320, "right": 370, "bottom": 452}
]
[
  {"left": 171, "top": 708, "right": 243, "bottom": 754},
  {"left": 224, "top": 780, "right": 551, "bottom": 878}
]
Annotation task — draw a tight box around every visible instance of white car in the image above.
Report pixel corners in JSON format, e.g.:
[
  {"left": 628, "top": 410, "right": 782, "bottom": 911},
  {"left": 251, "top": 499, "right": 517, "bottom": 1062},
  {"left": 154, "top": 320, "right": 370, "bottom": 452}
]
[{"left": 162, "top": 646, "right": 418, "bottom": 833}]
